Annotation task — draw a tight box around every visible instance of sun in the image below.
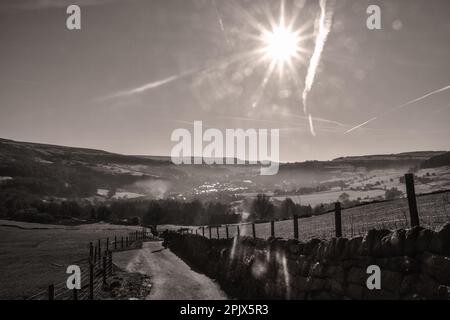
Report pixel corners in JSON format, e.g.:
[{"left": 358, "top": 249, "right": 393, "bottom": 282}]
[
  {"left": 247, "top": 1, "right": 308, "bottom": 108},
  {"left": 262, "top": 26, "right": 300, "bottom": 64}
]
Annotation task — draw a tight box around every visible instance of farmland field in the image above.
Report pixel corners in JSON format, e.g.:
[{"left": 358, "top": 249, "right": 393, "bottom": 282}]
[
  {"left": 0, "top": 221, "right": 141, "bottom": 299},
  {"left": 181, "top": 191, "right": 450, "bottom": 242},
  {"left": 272, "top": 189, "right": 387, "bottom": 207}
]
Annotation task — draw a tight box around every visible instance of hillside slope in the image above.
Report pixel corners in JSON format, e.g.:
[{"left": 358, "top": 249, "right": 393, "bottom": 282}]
[
  {"left": 0, "top": 138, "right": 446, "bottom": 201},
  {"left": 421, "top": 151, "right": 450, "bottom": 168}
]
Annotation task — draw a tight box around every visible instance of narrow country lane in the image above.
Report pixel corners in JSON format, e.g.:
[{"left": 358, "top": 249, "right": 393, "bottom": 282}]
[{"left": 113, "top": 241, "right": 227, "bottom": 300}]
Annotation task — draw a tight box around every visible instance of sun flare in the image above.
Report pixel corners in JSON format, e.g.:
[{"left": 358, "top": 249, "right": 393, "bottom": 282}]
[
  {"left": 262, "top": 26, "right": 300, "bottom": 64},
  {"left": 247, "top": 0, "right": 309, "bottom": 108}
]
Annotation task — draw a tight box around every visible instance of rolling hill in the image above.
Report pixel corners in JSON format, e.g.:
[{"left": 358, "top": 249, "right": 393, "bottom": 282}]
[
  {"left": 0, "top": 137, "right": 447, "bottom": 202},
  {"left": 420, "top": 151, "right": 450, "bottom": 168}
]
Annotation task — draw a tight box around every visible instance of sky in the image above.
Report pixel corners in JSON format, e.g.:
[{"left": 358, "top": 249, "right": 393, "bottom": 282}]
[{"left": 0, "top": 0, "right": 449, "bottom": 162}]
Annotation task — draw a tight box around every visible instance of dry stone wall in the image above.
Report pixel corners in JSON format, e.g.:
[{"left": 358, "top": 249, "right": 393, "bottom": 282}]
[{"left": 163, "top": 224, "right": 450, "bottom": 300}]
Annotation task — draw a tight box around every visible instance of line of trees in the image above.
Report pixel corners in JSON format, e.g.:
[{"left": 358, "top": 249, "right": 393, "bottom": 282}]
[
  {"left": 0, "top": 189, "right": 125, "bottom": 224},
  {"left": 0, "top": 188, "right": 406, "bottom": 226},
  {"left": 142, "top": 200, "right": 239, "bottom": 226},
  {"left": 0, "top": 189, "right": 240, "bottom": 226},
  {"left": 249, "top": 194, "right": 314, "bottom": 221},
  {"left": 248, "top": 188, "right": 404, "bottom": 223}
]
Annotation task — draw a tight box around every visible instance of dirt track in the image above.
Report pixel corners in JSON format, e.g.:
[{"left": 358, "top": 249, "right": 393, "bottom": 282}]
[{"left": 113, "top": 241, "right": 227, "bottom": 300}]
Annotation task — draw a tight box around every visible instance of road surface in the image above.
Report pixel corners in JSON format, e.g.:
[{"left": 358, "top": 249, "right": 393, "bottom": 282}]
[{"left": 113, "top": 241, "right": 227, "bottom": 300}]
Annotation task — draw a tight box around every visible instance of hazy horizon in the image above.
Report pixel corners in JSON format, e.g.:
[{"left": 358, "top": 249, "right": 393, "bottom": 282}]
[{"left": 0, "top": 135, "right": 447, "bottom": 164}]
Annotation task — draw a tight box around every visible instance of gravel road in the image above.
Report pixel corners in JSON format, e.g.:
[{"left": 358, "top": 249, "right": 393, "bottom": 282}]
[{"left": 113, "top": 241, "right": 227, "bottom": 300}]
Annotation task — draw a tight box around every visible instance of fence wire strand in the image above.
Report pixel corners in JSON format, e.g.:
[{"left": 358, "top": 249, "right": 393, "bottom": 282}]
[{"left": 187, "top": 190, "right": 450, "bottom": 242}]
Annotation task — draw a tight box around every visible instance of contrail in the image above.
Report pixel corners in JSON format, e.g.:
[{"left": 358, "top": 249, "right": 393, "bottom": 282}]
[
  {"left": 301, "top": 0, "right": 334, "bottom": 136},
  {"left": 390, "top": 85, "right": 450, "bottom": 112},
  {"left": 308, "top": 114, "right": 316, "bottom": 136},
  {"left": 344, "top": 117, "right": 378, "bottom": 134},
  {"left": 218, "top": 115, "right": 349, "bottom": 134},
  {"left": 94, "top": 49, "right": 249, "bottom": 104},
  {"left": 220, "top": 113, "right": 350, "bottom": 128},
  {"left": 345, "top": 85, "right": 450, "bottom": 134},
  {"left": 289, "top": 114, "right": 350, "bottom": 128},
  {"left": 212, "top": 0, "right": 230, "bottom": 47},
  {"left": 95, "top": 68, "right": 197, "bottom": 102}
]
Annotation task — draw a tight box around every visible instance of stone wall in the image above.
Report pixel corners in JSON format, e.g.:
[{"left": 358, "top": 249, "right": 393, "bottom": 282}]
[{"left": 163, "top": 224, "right": 450, "bottom": 300}]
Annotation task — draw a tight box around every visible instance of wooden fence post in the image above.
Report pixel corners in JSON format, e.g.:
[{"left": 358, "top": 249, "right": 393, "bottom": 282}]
[
  {"left": 216, "top": 227, "right": 220, "bottom": 239},
  {"left": 293, "top": 215, "right": 299, "bottom": 240},
  {"left": 405, "top": 173, "right": 420, "bottom": 227},
  {"left": 335, "top": 202, "right": 342, "bottom": 238},
  {"left": 102, "top": 256, "right": 107, "bottom": 285},
  {"left": 202, "top": 227, "right": 205, "bottom": 237},
  {"left": 270, "top": 221, "right": 275, "bottom": 238},
  {"left": 48, "top": 284, "right": 54, "bottom": 300},
  {"left": 108, "top": 251, "right": 113, "bottom": 276},
  {"left": 126, "top": 236, "right": 128, "bottom": 247},
  {"left": 252, "top": 223, "right": 256, "bottom": 238},
  {"left": 89, "top": 262, "right": 94, "bottom": 300},
  {"left": 225, "top": 225, "right": 229, "bottom": 239},
  {"left": 209, "top": 226, "right": 212, "bottom": 239},
  {"left": 237, "top": 225, "right": 240, "bottom": 237},
  {"left": 89, "top": 242, "right": 93, "bottom": 262}
]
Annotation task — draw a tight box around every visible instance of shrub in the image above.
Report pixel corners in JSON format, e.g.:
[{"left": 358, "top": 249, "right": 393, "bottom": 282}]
[{"left": 385, "top": 187, "right": 402, "bottom": 201}]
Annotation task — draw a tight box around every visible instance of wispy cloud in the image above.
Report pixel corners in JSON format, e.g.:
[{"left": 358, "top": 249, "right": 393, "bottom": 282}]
[
  {"left": 278, "top": 112, "right": 350, "bottom": 128},
  {"left": 218, "top": 114, "right": 349, "bottom": 133}
]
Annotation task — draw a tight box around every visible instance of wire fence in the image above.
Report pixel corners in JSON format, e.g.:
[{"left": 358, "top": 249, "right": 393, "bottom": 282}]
[
  {"left": 179, "top": 174, "right": 450, "bottom": 242},
  {"left": 27, "top": 230, "right": 154, "bottom": 300}
]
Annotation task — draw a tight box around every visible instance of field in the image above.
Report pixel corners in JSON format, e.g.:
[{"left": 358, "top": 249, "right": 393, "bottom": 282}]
[
  {"left": 181, "top": 191, "right": 450, "bottom": 242},
  {"left": 272, "top": 189, "right": 387, "bottom": 207},
  {"left": 0, "top": 221, "right": 141, "bottom": 299},
  {"left": 271, "top": 166, "right": 450, "bottom": 207}
]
